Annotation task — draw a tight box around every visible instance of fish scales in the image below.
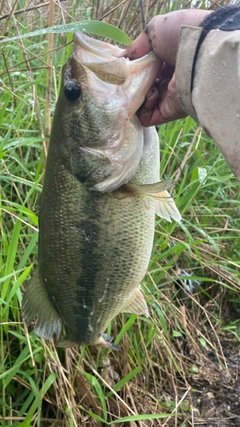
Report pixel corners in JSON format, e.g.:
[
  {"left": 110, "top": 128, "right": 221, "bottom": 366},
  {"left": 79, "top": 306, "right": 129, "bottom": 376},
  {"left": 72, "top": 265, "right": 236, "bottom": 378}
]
[
  {"left": 22, "top": 33, "right": 181, "bottom": 348},
  {"left": 38, "top": 133, "right": 156, "bottom": 345}
]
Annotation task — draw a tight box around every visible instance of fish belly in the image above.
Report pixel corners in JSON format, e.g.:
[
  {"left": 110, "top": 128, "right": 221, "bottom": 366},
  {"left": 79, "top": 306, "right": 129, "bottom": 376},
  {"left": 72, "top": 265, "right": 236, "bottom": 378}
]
[
  {"left": 37, "top": 157, "right": 155, "bottom": 345},
  {"left": 22, "top": 125, "right": 160, "bottom": 347}
]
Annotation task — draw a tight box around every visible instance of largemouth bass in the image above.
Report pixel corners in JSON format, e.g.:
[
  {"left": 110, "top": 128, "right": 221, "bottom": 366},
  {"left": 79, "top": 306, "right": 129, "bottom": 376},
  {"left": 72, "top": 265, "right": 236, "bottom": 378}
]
[{"left": 22, "top": 33, "right": 181, "bottom": 348}]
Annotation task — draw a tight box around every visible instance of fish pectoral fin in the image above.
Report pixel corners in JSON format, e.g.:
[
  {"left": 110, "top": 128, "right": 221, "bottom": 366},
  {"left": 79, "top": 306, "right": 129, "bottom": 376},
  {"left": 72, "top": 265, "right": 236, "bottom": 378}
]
[
  {"left": 126, "top": 180, "right": 173, "bottom": 195},
  {"left": 122, "top": 286, "right": 149, "bottom": 317},
  {"left": 154, "top": 190, "right": 182, "bottom": 223},
  {"left": 22, "top": 266, "right": 62, "bottom": 340},
  {"left": 125, "top": 181, "right": 181, "bottom": 223}
]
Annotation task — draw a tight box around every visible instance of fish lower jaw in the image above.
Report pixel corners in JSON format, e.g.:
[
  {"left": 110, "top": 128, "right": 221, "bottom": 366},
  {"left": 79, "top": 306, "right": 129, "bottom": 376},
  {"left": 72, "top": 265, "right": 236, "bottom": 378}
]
[
  {"left": 97, "top": 333, "right": 119, "bottom": 350},
  {"left": 56, "top": 333, "right": 119, "bottom": 350}
]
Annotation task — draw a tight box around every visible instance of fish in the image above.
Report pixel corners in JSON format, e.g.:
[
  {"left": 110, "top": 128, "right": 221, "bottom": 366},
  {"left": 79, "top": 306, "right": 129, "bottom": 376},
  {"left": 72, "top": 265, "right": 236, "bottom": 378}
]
[{"left": 22, "top": 33, "right": 181, "bottom": 349}]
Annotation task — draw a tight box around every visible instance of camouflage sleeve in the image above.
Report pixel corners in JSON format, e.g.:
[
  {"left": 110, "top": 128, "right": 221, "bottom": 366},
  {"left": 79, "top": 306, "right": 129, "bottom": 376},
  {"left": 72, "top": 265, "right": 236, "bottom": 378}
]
[{"left": 176, "top": 5, "right": 240, "bottom": 181}]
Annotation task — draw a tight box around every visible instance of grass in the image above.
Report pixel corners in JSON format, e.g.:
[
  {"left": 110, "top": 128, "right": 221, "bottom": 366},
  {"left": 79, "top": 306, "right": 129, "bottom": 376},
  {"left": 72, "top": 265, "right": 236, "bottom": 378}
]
[{"left": 1, "top": 0, "right": 240, "bottom": 426}]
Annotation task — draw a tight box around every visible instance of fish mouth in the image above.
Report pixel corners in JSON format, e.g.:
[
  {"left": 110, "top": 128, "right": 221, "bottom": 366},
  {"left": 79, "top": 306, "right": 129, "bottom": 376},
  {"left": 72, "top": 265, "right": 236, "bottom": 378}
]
[
  {"left": 72, "top": 32, "right": 161, "bottom": 88},
  {"left": 72, "top": 32, "right": 127, "bottom": 84},
  {"left": 71, "top": 32, "right": 162, "bottom": 117}
]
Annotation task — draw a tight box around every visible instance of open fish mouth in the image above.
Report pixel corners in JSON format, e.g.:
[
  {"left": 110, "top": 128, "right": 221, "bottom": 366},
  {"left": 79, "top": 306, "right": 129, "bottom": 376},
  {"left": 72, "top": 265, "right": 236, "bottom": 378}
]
[
  {"left": 72, "top": 32, "right": 162, "bottom": 117},
  {"left": 73, "top": 32, "right": 127, "bottom": 84}
]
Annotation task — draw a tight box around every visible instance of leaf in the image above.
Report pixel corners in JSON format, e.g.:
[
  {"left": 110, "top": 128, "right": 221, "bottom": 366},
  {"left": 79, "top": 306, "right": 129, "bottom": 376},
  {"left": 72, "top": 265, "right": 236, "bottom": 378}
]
[
  {"left": 110, "top": 413, "right": 173, "bottom": 423},
  {"left": 198, "top": 167, "right": 207, "bottom": 183},
  {"left": 106, "top": 366, "right": 142, "bottom": 397},
  {"left": 7, "top": 264, "right": 33, "bottom": 304},
  {"left": 198, "top": 338, "right": 207, "bottom": 348},
  {"left": 25, "top": 373, "right": 56, "bottom": 420},
  {"left": 77, "top": 407, "right": 106, "bottom": 423},
  {"left": 115, "top": 314, "right": 137, "bottom": 344},
  {"left": 84, "top": 371, "right": 107, "bottom": 421},
  {"left": 151, "top": 304, "right": 169, "bottom": 339},
  {"left": 15, "top": 373, "right": 56, "bottom": 426},
  {"left": 0, "top": 20, "right": 131, "bottom": 45},
  {"left": 78, "top": 407, "right": 173, "bottom": 425},
  {"left": 2, "top": 220, "right": 21, "bottom": 301},
  {"left": 1, "top": 345, "right": 43, "bottom": 385},
  {"left": 15, "top": 421, "right": 33, "bottom": 427}
]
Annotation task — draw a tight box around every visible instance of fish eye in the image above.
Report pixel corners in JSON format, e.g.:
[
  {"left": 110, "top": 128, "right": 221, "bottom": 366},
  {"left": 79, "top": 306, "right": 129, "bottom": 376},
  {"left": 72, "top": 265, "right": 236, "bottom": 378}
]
[{"left": 64, "top": 81, "right": 81, "bottom": 101}]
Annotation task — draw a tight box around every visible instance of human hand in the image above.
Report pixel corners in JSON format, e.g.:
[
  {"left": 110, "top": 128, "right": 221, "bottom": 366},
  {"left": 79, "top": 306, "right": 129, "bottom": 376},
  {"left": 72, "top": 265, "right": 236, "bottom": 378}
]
[{"left": 122, "top": 9, "right": 211, "bottom": 126}]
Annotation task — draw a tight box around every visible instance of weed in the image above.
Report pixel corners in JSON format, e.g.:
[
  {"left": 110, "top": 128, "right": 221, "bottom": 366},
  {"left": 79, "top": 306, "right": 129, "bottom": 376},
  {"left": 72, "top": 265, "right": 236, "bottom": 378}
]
[{"left": 0, "top": 1, "right": 239, "bottom": 426}]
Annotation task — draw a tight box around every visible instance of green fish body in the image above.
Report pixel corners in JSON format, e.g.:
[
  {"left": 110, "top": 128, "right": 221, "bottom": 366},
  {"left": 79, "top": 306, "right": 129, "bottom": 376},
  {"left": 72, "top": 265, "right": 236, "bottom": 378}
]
[{"left": 22, "top": 34, "right": 181, "bottom": 348}]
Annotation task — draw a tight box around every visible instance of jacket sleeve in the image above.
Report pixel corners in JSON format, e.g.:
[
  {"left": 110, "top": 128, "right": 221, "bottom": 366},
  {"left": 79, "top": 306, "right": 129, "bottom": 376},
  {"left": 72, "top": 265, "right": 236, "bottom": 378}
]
[{"left": 176, "top": 25, "right": 240, "bottom": 181}]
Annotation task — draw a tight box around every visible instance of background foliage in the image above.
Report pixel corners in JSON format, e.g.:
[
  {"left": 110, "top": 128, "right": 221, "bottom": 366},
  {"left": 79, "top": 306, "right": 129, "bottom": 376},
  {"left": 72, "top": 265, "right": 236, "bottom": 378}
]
[{"left": 0, "top": 1, "right": 240, "bottom": 426}]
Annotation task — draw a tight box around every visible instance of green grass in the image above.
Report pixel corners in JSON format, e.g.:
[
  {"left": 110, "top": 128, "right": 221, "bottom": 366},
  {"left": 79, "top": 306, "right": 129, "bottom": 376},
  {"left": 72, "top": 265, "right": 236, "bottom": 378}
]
[{"left": 1, "top": 1, "right": 240, "bottom": 426}]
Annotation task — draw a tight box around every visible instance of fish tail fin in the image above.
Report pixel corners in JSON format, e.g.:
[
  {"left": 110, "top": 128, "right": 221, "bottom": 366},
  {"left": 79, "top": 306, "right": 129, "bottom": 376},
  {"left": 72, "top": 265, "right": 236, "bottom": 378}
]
[
  {"left": 22, "top": 266, "right": 62, "bottom": 340},
  {"left": 125, "top": 181, "right": 181, "bottom": 223}
]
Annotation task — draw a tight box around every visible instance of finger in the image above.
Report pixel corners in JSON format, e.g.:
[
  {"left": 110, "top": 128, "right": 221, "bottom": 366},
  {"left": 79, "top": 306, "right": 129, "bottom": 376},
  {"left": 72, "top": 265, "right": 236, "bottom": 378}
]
[
  {"left": 137, "top": 86, "right": 169, "bottom": 126},
  {"left": 138, "top": 62, "right": 174, "bottom": 113},
  {"left": 159, "top": 63, "right": 175, "bottom": 80},
  {"left": 157, "top": 64, "right": 175, "bottom": 98},
  {"left": 137, "top": 104, "right": 171, "bottom": 127},
  {"left": 121, "top": 14, "right": 178, "bottom": 65},
  {"left": 139, "top": 86, "right": 160, "bottom": 111},
  {"left": 138, "top": 102, "right": 186, "bottom": 127},
  {"left": 122, "top": 10, "right": 212, "bottom": 64},
  {"left": 120, "top": 31, "right": 153, "bottom": 59},
  {"left": 138, "top": 77, "right": 187, "bottom": 126}
]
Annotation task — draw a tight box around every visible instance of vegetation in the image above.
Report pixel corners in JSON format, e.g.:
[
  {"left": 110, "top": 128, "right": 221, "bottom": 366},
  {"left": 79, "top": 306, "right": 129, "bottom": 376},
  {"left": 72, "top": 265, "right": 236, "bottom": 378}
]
[{"left": 1, "top": 1, "right": 240, "bottom": 426}]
